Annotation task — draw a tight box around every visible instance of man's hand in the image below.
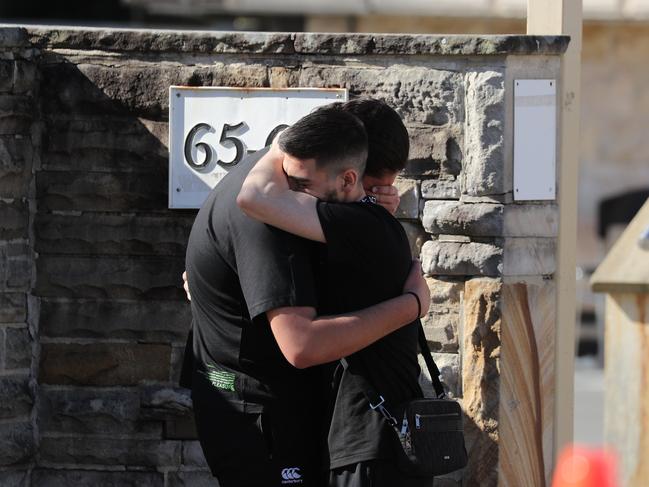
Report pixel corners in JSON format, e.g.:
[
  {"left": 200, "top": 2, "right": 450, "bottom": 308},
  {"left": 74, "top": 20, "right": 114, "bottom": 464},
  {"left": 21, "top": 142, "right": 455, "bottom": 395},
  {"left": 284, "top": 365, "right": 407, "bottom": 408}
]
[
  {"left": 402, "top": 260, "right": 430, "bottom": 318},
  {"left": 182, "top": 271, "right": 191, "bottom": 301},
  {"left": 367, "top": 185, "right": 400, "bottom": 215}
]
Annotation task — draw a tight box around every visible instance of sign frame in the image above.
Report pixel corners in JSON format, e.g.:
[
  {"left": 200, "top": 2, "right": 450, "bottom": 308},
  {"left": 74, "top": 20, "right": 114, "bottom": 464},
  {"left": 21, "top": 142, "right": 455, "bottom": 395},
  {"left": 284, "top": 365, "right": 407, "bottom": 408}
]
[{"left": 168, "top": 86, "right": 348, "bottom": 209}]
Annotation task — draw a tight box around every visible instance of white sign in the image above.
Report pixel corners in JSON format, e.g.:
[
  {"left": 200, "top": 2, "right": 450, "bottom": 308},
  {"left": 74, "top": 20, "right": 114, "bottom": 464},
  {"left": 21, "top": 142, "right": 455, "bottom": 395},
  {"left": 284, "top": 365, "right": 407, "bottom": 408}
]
[
  {"left": 513, "top": 79, "right": 557, "bottom": 201},
  {"left": 168, "top": 87, "right": 348, "bottom": 209}
]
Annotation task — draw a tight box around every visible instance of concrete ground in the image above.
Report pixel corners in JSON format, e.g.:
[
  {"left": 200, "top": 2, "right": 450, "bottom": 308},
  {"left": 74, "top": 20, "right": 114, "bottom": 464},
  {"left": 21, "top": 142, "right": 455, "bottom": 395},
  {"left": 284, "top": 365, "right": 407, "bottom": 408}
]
[{"left": 573, "top": 356, "right": 605, "bottom": 445}]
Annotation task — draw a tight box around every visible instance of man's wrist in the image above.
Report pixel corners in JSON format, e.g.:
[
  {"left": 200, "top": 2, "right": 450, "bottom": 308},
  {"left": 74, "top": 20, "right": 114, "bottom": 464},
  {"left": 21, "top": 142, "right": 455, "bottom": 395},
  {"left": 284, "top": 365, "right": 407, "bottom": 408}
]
[{"left": 404, "top": 291, "right": 421, "bottom": 320}]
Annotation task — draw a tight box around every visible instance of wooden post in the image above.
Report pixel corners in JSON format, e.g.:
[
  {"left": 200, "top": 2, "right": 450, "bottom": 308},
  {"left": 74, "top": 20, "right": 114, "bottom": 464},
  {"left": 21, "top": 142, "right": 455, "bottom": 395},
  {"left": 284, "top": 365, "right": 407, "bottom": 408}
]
[
  {"left": 591, "top": 200, "right": 649, "bottom": 486},
  {"left": 527, "top": 0, "right": 583, "bottom": 468}
]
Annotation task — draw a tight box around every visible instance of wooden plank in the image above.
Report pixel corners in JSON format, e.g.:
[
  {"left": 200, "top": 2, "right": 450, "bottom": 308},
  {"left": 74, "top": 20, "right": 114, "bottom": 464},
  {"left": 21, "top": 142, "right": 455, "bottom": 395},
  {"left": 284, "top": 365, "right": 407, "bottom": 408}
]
[{"left": 591, "top": 199, "right": 649, "bottom": 293}]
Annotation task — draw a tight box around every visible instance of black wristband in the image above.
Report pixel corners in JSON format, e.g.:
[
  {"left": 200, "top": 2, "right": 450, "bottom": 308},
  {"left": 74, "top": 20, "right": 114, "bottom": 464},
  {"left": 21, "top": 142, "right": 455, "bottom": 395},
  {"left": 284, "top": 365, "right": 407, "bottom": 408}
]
[{"left": 405, "top": 291, "right": 421, "bottom": 320}]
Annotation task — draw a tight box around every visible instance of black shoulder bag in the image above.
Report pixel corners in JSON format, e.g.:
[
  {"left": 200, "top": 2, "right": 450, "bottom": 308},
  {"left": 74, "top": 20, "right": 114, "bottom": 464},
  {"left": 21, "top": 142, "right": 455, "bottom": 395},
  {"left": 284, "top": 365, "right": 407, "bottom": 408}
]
[{"left": 341, "top": 324, "right": 468, "bottom": 477}]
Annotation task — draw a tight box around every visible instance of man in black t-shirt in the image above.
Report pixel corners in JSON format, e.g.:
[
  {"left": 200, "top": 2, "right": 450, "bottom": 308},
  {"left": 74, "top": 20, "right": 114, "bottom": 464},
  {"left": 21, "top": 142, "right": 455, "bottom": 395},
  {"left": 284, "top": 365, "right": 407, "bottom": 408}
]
[
  {"left": 238, "top": 101, "right": 434, "bottom": 487},
  {"left": 185, "top": 103, "right": 430, "bottom": 487}
]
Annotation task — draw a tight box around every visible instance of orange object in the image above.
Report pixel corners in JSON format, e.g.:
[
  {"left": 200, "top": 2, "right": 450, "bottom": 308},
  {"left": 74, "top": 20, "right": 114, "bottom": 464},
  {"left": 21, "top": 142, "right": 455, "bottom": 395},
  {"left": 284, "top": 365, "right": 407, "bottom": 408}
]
[{"left": 551, "top": 445, "right": 619, "bottom": 487}]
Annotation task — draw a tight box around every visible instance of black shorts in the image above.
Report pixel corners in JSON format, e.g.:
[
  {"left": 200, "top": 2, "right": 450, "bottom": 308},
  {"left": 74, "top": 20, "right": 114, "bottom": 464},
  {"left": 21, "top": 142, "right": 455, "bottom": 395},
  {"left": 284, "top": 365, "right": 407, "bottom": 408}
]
[
  {"left": 329, "top": 460, "right": 435, "bottom": 487},
  {"left": 191, "top": 370, "right": 323, "bottom": 487}
]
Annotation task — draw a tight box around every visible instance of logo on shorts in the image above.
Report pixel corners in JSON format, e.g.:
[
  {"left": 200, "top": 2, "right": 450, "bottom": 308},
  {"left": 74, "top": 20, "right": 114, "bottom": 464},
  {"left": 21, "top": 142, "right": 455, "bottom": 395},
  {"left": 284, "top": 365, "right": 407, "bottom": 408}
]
[
  {"left": 281, "top": 467, "right": 303, "bottom": 484},
  {"left": 201, "top": 364, "right": 236, "bottom": 392}
]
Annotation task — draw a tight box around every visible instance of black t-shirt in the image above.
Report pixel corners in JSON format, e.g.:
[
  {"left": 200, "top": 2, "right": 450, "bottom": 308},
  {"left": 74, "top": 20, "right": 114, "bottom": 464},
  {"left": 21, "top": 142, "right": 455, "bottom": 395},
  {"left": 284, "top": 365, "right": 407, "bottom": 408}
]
[
  {"left": 185, "top": 148, "right": 322, "bottom": 413},
  {"left": 316, "top": 200, "right": 423, "bottom": 469}
]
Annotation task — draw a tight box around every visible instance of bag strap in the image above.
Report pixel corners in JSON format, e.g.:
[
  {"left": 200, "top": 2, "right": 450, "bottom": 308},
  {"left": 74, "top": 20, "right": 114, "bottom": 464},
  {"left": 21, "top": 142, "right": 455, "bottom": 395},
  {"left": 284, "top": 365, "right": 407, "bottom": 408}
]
[
  {"left": 339, "top": 320, "right": 447, "bottom": 426},
  {"left": 417, "top": 323, "right": 446, "bottom": 399},
  {"left": 340, "top": 355, "right": 400, "bottom": 427}
]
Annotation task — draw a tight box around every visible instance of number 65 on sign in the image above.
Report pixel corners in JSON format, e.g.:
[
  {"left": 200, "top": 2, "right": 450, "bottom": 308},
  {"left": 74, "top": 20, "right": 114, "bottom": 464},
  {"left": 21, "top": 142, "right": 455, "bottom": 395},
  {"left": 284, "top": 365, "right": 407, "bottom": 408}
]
[{"left": 168, "top": 87, "right": 348, "bottom": 209}]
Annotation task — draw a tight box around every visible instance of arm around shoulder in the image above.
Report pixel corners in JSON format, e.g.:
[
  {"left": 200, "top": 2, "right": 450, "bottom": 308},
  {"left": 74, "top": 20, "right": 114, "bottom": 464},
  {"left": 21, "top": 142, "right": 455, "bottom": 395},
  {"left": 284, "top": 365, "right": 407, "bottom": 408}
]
[{"left": 236, "top": 146, "right": 325, "bottom": 242}]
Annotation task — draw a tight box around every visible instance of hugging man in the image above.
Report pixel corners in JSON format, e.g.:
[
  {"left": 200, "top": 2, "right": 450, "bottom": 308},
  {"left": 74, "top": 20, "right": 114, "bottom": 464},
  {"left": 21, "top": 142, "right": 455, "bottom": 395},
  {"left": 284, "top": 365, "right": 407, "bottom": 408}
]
[{"left": 184, "top": 99, "right": 433, "bottom": 487}]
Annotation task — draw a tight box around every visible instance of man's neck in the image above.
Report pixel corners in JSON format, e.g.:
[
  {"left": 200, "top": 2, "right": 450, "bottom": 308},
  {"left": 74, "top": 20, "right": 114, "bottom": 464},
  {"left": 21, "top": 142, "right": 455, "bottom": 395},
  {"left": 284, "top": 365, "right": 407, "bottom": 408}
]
[{"left": 348, "top": 185, "right": 366, "bottom": 202}]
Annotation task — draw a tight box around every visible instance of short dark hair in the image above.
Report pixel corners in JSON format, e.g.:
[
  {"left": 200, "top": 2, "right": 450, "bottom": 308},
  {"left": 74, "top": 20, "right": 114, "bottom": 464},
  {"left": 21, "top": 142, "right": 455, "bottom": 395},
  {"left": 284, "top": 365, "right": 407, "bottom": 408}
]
[
  {"left": 341, "top": 98, "right": 410, "bottom": 177},
  {"left": 278, "top": 103, "right": 368, "bottom": 174}
]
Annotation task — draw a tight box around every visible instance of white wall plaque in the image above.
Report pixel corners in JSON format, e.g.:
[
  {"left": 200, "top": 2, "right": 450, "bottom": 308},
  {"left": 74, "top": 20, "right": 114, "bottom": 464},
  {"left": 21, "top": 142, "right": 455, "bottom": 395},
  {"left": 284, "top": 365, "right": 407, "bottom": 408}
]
[
  {"left": 513, "top": 79, "right": 557, "bottom": 201},
  {"left": 168, "top": 87, "right": 348, "bottom": 209}
]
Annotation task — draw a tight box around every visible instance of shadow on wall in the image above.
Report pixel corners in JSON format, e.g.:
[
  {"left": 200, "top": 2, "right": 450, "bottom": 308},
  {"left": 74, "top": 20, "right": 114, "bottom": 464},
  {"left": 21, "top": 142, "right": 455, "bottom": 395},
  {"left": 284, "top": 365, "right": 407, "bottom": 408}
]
[{"left": 33, "top": 54, "right": 207, "bottom": 479}]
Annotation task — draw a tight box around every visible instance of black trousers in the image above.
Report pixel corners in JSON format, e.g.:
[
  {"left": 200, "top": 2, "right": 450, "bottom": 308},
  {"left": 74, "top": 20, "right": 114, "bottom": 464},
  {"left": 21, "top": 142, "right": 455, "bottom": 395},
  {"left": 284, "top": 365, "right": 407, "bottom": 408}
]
[
  {"left": 329, "top": 460, "right": 436, "bottom": 487},
  {"left": 192, "top": 370, "right": 322, "bottom": 487}
]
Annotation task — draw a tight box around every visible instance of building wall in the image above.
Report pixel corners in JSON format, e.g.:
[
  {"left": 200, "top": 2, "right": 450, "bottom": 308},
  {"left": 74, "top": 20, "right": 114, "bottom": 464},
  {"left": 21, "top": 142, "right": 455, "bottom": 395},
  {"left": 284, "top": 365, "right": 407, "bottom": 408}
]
[
  {"left": 579, "top": 22, "right": 649, "bottom": 268},
  {"left": 0, "top": 28, "right": 39, "bottom": 486},
  {"left": 0, "top": 26, "right": 567, "bottom": 486},
  {"left": 306, "top": 15, "right": 526, "bottom": 34}
]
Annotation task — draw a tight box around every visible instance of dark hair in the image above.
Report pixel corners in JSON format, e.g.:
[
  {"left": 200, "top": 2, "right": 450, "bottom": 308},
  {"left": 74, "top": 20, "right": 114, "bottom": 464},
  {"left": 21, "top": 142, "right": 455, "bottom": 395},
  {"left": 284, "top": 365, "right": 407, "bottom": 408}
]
[
  {"left": 341, "top": 98, "right": 409, "bottom": 177},
  {"left": 278, "top": 103, "right": 368, "bottom": 174}
]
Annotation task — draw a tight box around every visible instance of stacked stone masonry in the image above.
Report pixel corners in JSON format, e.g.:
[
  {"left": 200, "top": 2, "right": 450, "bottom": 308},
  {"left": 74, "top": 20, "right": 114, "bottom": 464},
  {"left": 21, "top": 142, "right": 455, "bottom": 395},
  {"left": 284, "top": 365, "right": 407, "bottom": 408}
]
[
  {"left": 0, "top": 29, "right": 39, "bottom": 486},
  {"left": 0, "top": 26, "right": 568, "bottom": 486}
]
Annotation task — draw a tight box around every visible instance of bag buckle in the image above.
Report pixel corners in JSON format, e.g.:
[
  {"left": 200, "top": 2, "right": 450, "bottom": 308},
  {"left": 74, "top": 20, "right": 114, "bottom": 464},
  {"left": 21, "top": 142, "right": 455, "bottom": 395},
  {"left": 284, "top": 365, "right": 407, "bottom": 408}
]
[
  {"left": 369, "top": 395, "right": 398, "bottom": 427},
  {"left": 369, "top": 395, "right": 386, "bottom": 410}
]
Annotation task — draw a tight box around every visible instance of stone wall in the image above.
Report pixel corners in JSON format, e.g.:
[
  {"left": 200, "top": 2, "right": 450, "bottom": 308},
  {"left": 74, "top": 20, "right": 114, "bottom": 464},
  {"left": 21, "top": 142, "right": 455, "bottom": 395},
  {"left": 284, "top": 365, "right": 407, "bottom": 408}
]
[
  {"left": 0, "top": 28, "right": 39, "bottom": 486},
  {"left": 0, "top": 26, "right": 568, "bottom": 486}
]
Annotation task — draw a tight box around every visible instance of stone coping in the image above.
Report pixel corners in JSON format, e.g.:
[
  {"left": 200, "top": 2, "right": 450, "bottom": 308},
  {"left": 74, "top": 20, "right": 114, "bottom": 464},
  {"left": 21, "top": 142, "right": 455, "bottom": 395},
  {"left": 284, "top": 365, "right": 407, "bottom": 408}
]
[{"left": 0, "top": 24, "right": 569, "bottom": 55}]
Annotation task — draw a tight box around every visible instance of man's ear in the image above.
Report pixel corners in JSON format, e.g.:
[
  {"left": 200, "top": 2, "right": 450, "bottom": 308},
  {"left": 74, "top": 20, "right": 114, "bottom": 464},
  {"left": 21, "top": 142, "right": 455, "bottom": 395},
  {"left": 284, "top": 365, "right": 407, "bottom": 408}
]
[{"left": 340, "top": 169, "right": 359, "bottom": 193}]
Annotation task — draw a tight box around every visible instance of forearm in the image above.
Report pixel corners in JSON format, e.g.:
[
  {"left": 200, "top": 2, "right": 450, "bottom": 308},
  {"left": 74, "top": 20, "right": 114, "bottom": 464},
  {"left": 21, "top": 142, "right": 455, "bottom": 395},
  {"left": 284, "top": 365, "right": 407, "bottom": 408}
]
[
  {"left": 310, "top": 294, "right": 418, "bottom": 363},
  {"left": 238, "top": 150, "right": 325, "bottom": 242},
  {"left": 237, "top": 151, "right": 286, "bottom": 218},
  {"left": 270, "top": 293, "right": 418, "bottom": 369}
]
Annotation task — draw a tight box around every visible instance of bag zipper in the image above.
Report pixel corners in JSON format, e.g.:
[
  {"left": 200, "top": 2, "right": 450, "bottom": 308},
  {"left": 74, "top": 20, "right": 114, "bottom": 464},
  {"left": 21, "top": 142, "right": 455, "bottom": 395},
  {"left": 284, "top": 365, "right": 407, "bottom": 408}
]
[{"left": 415, "top": 412, "right": 461, "bottom": 429}]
